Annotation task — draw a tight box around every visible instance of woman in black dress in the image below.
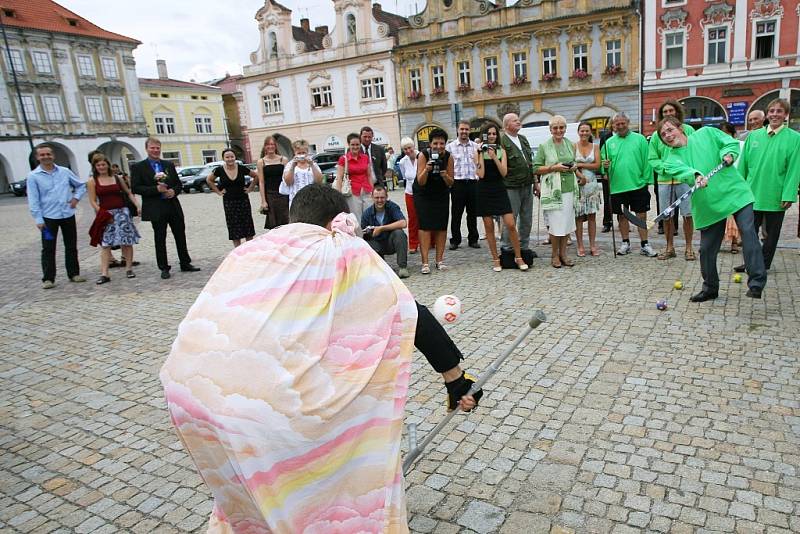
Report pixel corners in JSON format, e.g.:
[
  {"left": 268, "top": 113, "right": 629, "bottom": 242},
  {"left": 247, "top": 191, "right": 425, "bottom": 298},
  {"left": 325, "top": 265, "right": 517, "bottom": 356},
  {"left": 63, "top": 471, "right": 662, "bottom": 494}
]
[
  {"left": 208, "top": 148, "right": 258, "bottom": 247},
  {"left": 414, "top": 128, "right": 454, "bottom": 274},
  {"left": 257, "top": 135, "right": 289, "bottom": 229},
  {"left": 475, "top": 123, "right": 527, "bottom": 271}
]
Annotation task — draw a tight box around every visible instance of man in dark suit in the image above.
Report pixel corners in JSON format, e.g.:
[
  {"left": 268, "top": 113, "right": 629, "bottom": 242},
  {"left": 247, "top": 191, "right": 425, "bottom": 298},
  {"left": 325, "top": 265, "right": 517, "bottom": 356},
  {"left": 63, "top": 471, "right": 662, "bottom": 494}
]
[
  {"left": 131, "top": 137, "right": 200, "bottom": 279},
  {"left": 360, "top": 126, "right": 387, "bottom": 187}
]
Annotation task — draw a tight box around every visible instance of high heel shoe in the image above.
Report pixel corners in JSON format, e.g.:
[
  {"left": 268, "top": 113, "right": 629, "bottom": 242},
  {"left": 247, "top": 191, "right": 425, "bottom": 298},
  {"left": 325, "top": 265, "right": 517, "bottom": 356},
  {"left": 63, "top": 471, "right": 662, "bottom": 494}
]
[
  {"left": 492, "top": 259, "right": 502, "bottom": 272},
  {"left": 514, "top": 258, "right": 529, "bottom": 271}
]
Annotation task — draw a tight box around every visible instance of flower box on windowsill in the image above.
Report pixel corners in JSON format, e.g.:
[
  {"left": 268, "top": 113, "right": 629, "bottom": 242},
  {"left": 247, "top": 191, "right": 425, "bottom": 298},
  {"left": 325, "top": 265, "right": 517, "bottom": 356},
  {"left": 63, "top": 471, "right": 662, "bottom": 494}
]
[
  {"left": 510, "top": 76, "right": 528, "bottom": 88},
  {"left": 570, "top": 69, "right": 589, "bottom": 81},
  {"left": 603, "top": 65, "right": 624, "bottom": 77},
  {"left": 456, "top": 84, "right": 472, "bottom": 94},
  {"left": 482, "top": 80, "right": 500, "bottom": 92},
  {"left": 541, "top": 73, "right": 560, "bottom": 83},
  {"left": 408, "top": 91, "right": 422, "bottom": 101},
  {"left": 430, "top": 87, "right": 446, "bottom": 98}
]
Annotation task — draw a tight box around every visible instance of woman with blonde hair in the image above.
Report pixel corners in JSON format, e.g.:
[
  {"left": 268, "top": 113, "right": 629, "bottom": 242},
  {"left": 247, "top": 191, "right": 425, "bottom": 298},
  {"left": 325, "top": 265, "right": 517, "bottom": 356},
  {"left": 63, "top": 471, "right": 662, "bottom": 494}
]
[
  {"left": 533, "top": 115, "right": 579, "bottom": 268},
  {"left": 87, "top": 153, "right": 141, "bottom": 283},
  {"left": 257, "top": 134, "right": 289, "bottom": 229}
]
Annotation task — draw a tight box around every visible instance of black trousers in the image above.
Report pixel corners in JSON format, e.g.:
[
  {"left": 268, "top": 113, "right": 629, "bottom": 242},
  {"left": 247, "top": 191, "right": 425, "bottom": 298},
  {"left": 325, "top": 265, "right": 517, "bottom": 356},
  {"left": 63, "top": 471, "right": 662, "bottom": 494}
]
[
  {"left": 151, "top": 209, "right": 192, "bottom": 271},
  {"left": 753, "top": 210, "right": 785, "bottom": 269},
  {"left": 41, "top": 216, "right": 80, "bottom": 282},
  {"left": 601, "top": 177, "right": 613, "bottom": 227},
  {"left": 450, "top": 180, "right": 479, "bottom": 246},
  {"left": 414, "top": 301, "right": 462, "bottom": 373}
]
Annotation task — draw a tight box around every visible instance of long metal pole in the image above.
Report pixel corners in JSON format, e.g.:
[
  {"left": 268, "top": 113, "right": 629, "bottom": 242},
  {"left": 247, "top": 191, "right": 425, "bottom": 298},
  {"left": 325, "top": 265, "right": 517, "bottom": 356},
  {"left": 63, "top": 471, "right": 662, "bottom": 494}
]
[{"left": 0, "top": 12, "right": 35, "bottom": 152}]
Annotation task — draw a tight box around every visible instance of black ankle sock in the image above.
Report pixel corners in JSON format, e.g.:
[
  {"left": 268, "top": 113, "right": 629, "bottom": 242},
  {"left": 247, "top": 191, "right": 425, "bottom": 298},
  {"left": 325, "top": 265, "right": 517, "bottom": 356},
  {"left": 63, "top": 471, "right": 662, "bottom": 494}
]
[{"left": 641, "top": 240, "right": 649, "bottom": 246}]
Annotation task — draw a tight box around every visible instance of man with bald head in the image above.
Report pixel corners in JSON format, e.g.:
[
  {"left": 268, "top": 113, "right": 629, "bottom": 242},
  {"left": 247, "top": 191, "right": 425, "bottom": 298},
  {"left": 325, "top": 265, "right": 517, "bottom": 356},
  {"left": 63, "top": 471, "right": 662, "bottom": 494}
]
[
  {"left": 740, "top": 110, "right": 765, "bottom": 140},
  {"left": 499, "top": 113, "right": 538, "bottom": 252}
]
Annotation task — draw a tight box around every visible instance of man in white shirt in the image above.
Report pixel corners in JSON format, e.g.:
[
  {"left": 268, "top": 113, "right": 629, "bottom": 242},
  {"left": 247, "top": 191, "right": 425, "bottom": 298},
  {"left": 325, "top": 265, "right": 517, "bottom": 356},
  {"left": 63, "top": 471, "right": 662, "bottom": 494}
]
[{"left": 446, "top": 120, "right": 480, "bottom": 250}]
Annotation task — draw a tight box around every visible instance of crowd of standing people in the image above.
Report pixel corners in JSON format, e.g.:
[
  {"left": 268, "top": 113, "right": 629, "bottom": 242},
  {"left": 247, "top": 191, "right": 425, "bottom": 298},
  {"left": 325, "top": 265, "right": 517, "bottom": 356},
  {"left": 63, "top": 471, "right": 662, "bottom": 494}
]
[{"left": 26, "top": 99, "right": 798, "bottom": 300}]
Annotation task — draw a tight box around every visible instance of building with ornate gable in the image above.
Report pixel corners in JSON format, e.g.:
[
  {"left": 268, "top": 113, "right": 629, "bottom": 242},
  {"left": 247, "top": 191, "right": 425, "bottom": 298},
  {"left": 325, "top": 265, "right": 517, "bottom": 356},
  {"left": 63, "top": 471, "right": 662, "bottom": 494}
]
[
  {"left": 393, "top": 0, "right": 641, "bottom": 148},
  {"left": 642, "top": 0, "right": 800, "bottom": 136},
  {"left": 0, "top": 0, "right": 146, "bottom": 190},
  {"left": 238, "top": 0, "right": 407, "bottom": 159}
]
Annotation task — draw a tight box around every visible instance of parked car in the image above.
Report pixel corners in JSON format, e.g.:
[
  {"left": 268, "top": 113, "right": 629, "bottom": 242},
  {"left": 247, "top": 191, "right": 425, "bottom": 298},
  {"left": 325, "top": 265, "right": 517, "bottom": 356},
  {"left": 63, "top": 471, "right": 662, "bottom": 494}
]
[
  {"left": 188, "top": 160, "right": 253, "bottom": 193},
  {"left": 10, "top": 179, "right": 27, "bottom": 196},
  {"left": 311, "top": 151, "right": 342, "bottom": 173},
  {"left": 178, "top": 166, "right": 206, "bottom": 193}
]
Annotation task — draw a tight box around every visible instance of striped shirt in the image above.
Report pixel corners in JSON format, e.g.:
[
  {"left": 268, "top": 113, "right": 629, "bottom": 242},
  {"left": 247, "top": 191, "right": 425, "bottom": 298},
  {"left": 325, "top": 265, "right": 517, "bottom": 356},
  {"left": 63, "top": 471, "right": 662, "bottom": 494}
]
[{"left": 446, "top": 139, "right": 478, "bottom": 181}]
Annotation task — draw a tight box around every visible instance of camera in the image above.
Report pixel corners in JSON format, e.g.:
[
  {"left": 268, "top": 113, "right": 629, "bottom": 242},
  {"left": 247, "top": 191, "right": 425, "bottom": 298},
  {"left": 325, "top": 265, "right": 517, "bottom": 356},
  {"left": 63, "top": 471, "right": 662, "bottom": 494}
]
[
  {"left": 480, "top": 143, "right": 498, "bottom": 153},
  {"left": 563, "top": 161, "right": 576, "bottom": 169},
  {"left": 295, "top": 155, "right": 308, "bottom": 162},
  {"left": 429, "top": 151, "right": 441, "bottom": 174}
]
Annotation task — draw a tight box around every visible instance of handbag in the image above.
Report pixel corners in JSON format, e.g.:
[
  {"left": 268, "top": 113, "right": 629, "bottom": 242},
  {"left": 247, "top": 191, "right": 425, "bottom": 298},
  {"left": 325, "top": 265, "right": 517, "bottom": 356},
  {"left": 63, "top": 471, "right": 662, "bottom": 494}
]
[{"left": 341, "top": 156, "right": 352, "bottom": 197}]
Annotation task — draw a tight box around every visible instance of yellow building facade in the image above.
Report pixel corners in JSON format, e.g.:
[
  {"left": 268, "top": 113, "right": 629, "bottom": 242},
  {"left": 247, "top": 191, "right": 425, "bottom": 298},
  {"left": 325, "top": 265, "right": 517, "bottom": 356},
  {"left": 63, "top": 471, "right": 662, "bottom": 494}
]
[{"left": 138, "top": 61, "right": 228, "bottom": 167}]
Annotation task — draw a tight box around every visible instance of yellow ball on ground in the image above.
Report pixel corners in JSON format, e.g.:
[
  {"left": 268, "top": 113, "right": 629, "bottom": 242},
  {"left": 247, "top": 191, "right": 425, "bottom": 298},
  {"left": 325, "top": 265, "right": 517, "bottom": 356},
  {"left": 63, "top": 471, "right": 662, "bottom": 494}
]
[
  {"left": 674, "top": 281, "right": 683, "bottom": 290},
  {"left": 733, "top": 274, "right": 742, "bottom": 283}
]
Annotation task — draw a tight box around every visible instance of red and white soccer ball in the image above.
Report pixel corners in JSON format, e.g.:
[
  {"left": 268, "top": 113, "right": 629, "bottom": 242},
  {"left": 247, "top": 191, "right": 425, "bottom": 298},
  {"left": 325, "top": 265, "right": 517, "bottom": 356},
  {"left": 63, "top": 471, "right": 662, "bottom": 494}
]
[{"left": 433, "top": 295, "right": 462, "bottom": 325}]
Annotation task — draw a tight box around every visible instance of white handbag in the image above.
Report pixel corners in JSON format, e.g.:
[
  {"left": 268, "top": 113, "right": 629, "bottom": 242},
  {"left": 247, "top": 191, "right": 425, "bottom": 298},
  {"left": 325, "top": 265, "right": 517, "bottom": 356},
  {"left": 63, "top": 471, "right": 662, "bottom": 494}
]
[{"left": 341, "top": 156, "right": 352, "bottom": 197}]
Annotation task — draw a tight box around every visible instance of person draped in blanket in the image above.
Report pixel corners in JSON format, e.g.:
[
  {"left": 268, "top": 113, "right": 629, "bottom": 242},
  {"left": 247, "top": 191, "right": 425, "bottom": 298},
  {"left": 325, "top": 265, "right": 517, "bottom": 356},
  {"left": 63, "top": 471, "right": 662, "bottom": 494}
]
[
  {"left": 656, "top": 118, "right": 766, "bottom": 302},
  {"left": 160, "top": 183, "right": 481, "bottom": 534}
]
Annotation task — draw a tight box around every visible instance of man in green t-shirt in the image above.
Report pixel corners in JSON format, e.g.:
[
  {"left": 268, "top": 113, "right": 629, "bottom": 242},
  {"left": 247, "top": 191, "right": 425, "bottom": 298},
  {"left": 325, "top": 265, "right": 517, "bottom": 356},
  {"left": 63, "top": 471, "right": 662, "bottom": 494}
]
[
  {"left": 657, "top": 119, "right": 766, "bottom": 301},
  {"left": 601, "top": 113, "right": 657, "bottom": 257},
  {"left": 736, "top": 98, "right": 800, "bottom": 272}
]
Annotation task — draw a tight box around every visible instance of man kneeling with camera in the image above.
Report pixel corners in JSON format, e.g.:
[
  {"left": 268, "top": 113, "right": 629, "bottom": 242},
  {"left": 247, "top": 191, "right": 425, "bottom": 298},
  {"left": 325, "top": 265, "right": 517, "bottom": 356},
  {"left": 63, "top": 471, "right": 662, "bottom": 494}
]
[{"left": 361, "top": 185, "right": 410, "bottom": 279}]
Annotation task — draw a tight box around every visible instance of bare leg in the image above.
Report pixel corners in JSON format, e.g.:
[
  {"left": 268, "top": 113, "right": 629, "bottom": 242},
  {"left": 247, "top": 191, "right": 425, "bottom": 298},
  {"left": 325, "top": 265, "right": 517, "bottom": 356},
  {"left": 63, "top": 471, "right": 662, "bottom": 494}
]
[
  {"left": 100, "top": 247, "right": 111, "bottom": 277},
  {"left": 420, "top": 231, "right": 431, "bottom": 266},
  {"left": 550, "top": 235, "right": 561, "bottom": 267},
  {"left": 434, "top": 231, "right": 447, "bottom": 264},
  {"left": 575, "top": 217, "right": 585, "bottom": 256},
  {"left": 504, "top": 213, "right": 522, "bottom": 259},
  {"left": 683, "top": 216, "right": 694, "bottom": 253},
  {"left": 635, "top": 212, "right": 649, "bottom": 242},
  {"left": 121, "top": 246, "right": 133, "bottom": 270},
  {"left": 664, "top": 218, "right": 674, "bottom": 252},
  {"left": 483, "top": 217, "right": 498, "bottom": 262},
  {"left": 233, "top": 239, "right": 242, "bottom": 247},
  {"left": 559, "top": 235, "right": 573, "bottom": 266},
  {"left": 588, "top": 213, "right": 598, "bottom": 254},
  {"left": 618, "top": 214, "right": 630, "bottom": 240}
]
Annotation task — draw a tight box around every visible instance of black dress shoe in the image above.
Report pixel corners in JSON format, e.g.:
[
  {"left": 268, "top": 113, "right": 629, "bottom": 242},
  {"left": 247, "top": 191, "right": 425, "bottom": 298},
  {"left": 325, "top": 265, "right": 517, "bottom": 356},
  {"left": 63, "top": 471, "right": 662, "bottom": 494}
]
[
  {"left": 746, "top": 288, "right": 762, "bottom": 299},
  {"left": 161, "top": 270, "right": 171, "bottom": 279},
  {"left": 601, "top": 225, "right": 611, "bottom": 233},
  {"left": 468, "top": 242, "right": 480, "bottom": 249},
  {"left": 690, "top": 290, "right": 718, "bottom": 302},
  {"left": 180, "top": 264, "right": 201, "bottom": 272},
  {"left": 449, "top": 243, "right": 459, "bottom": 251},
  {"left": 733, "top": 264, "right": 746, "bottom": 273}
]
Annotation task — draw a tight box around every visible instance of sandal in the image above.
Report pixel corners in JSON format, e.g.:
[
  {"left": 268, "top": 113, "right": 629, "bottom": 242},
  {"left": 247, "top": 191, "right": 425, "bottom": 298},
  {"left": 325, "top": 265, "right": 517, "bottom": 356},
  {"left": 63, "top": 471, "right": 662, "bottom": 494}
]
[
  {"left": 96, "top": 275, "right": 111, "bottom": 285},
  {"left": 436, "top": 262, "right": 449, "bottom": 271},
  {"left": 492, "top": 259, "right": 502, "bottom": 272},
  {"left": 685, "top": 249, "right": 696, "bottom": 261},
  {"left": 577, "top": 248, "right": 586, "bottom": 257},
  {"left": 657, "top": 249, "right": 677, "bottom": 260},
  {"left": 420, "top": 263, "right": 430, "bottom": 275},
  {"left": 551, "top": 259, "right": 562, "bottom": 269},
  {"left": 560, "top": 257, "right": 575, "bottom": 267},
  {"left": 514, "top": 257, "right": 529, "bottom": 271},
  {"left": 108, "top": 259, "right": 122, "bottom": 268},
  {"left": 590, "top": 247, "right": 600, "bottom": 256},
  {"left": 126, "top": 270, "right": 136, "bottom": 279}
]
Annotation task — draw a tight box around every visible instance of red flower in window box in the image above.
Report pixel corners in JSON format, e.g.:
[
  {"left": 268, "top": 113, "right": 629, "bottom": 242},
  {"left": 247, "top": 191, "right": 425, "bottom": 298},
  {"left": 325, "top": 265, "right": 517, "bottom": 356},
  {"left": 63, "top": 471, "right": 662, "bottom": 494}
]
[
  {"left": 571, "top": 68, "right": 589, "bottom": 80},
  {"left": 431, "top": 86, "right": 446, "bottom": 96},
  {"left": 511, "top": 75, "right": 528, "bottom": 86},
  {"left": 604, "top": 64, "right": 623, "bottom": 76},
  {"left": 542, "top": 72, "right": 559, "bottom": 82},
  {"left": 408, "top": 90, "right": 421, "bottom": 101},
  {"left": 483, "top": 80, "right": 499, "bottom": 91},
  {"left": 456, "top": 83, "right": 472, "bottom": 94}
]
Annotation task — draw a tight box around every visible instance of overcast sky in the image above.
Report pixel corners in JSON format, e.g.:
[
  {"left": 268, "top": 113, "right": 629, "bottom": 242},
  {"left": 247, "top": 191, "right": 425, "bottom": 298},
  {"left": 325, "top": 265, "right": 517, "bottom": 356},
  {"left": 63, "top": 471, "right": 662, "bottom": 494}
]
[{"left": 58, "top": 0, "right": 423, "bottom": 82}]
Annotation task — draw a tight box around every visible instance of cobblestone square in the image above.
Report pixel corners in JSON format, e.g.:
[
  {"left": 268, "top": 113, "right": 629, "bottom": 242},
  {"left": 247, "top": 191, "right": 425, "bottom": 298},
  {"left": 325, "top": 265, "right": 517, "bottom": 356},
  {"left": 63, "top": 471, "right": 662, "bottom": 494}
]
[{"left": 1, "top": 189, "right": 798, "bottom": 533}]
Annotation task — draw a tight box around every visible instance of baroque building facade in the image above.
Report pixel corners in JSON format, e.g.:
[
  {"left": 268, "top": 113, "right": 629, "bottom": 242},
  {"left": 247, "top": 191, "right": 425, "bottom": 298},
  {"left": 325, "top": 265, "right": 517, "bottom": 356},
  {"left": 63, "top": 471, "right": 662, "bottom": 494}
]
[
  {"left": 394, "top": 0, "right": 641, "bottom": 148},
  {"left": 238, "top": 0, "right": 407, "bottom": 159},
  {"left": 0, "top": 0, "right": 146, "bottom": 190},
  {"left": 138, "top": 60, "right": 227, "bottom": 167},
  {"left": 642, "top": 0, "right": 800, "bottom": 136}
]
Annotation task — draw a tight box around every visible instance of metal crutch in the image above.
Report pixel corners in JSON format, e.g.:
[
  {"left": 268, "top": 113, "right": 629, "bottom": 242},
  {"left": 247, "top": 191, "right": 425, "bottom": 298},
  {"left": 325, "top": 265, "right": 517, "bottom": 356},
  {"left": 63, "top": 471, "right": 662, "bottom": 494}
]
[{"left": 403, "top": 310, "right": 547, "bottom": 475}]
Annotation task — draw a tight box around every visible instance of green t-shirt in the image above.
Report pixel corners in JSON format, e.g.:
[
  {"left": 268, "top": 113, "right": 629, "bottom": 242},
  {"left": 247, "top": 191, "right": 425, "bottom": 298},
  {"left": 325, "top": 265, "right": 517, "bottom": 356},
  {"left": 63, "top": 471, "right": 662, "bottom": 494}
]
[
  {"left": 661, "top": 127, "right": 753, "bottom": 230},
  {"left": 738, "top": 126, "right": 800, "bottom": 211},
  {"left": 649, "top": 123, "right": 695, "bottom": 183},
  {"left": 602, "top": 131, "right": 651, "bottom": 194},
  {"left": 532, "top": 138, "right": 575, "bottom": 194}
]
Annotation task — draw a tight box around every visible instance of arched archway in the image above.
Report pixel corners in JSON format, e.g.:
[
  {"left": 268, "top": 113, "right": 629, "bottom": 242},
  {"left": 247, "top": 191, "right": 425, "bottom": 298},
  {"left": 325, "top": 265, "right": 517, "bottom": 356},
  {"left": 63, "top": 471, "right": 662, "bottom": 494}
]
[
  {"left": 680, "top": 96, "right": 727, "bottom": 128},
  {"left": 254, "top": 132, "right": 293, "bottom": 159},
  {"left": 520, "top": 111, "right": 554, "bottom": 128},
  {"left": 29, "top": 141, "right": 77, "bottom": 172},
  {"left": 748, "top": 89, "right": 800, "bottom": 132},
  {"left": 96, "top": 141, "right": 142, "bottom": 174},
  {"left": 414, "top": 123, "right": 446, "bottom": 151},
  {"left": 468, "top": 117, "right": 502, "bottom": 140},
  {"left": 0, "top": 153, "right": 11, "bottom": 194}
]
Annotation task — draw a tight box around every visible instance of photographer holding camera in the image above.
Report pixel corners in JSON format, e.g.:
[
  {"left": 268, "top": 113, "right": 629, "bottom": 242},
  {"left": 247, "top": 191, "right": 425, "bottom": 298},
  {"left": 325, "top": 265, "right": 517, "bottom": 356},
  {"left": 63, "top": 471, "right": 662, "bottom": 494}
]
[
  {"left": 361, "top": 185, "right": 410, "bottom": 279},
  {"left": 415, "top": 128, "right": 454, "bottom": 274},
  {"left": 281, "top": 139, "right": 323, "bottom": 208}
]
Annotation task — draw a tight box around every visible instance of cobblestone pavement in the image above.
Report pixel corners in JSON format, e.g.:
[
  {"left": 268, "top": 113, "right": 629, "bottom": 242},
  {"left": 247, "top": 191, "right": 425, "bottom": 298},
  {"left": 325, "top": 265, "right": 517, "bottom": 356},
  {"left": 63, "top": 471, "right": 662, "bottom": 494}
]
[{"left": 1, "top": 189, "right": 799, "bottom": 534}]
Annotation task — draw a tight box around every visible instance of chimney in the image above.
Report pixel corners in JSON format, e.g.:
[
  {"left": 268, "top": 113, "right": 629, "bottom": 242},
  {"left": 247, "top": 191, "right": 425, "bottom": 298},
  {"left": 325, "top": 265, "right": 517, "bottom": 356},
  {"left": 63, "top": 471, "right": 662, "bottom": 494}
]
[
  {"left": 315, "top": 25, "right": 328, "bottom": 35},
  {"left": 300, "top": 18, "right": 310, "bottom": 32},
  {"left": 156, "top": 59, "right": 168, "bottom": 80}
]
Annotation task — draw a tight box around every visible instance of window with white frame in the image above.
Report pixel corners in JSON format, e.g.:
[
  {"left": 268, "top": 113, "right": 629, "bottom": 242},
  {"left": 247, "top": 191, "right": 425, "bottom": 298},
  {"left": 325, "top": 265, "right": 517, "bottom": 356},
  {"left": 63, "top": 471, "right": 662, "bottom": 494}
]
[
  {"left": 573, "top": 44, "right": 588, "bottom": 72},
  {"left": 194, "top": 115, "right": 212, "bottom": 133},
  {"left": 431, "top": 65, "right": 445, "bottom": 90},
  {"left": 484, "top": 56, "right": 498, "bottom": 83},
  {"left": 311, "top": 85, "right": 332, "bottom": 107},
  {"left": 162, "top": 151, "right": 181, "bottom": 166},
  {"left": 202, "top": 150, "right": 217, "bottom": 164},
  {"left": 20, "top": 95, "right": 37, "bottom": 121},
  {"left": 5, "top": 49, "right": 25, "bottom": 73},
  {"left": 154, "top": 116, "right": 175, "bottom": 134},
  {"left": 262, "top": 93, "right": 281, "bottom": 114},
  {"left": 707, "top": 27, "right": 727, "bottom": 64},
  {"left": 512, "top": 51, "right": 527, "bottom": 80},
  {"left": 542, "top": 48, "right": 557, "bottom": 76},
  {"left": 76, "top": 55, "right": 95, "bottom": 77},
  {"left": 360, "top": 77, "right": 385, "bottom": 100},
  {"left": 409, "top": 68, "right": 421, "bottom": 93},
  {"left": 606, "top": 40, "right": 622, "bottom": 67},
  {"left": 457, "top": 61, "right": 471, "bottom": 87},
  {"left": 665, "top": 31, "right": 684, "bottom": 69},
  {"left": 32, "top": 51, "right": 52, "bottom": 74},
  {"left": 85, "top": 96, "right": 104, "bottom": 121},
  {"left": 42, "top": 96, "right": 64, "bottom": 121},
  {"left": 101, "top": 57, "right": 118, "bottom": 79},
  {"left": 755, "top": 20, "right": 776, "bottom": 59},
  {"left": 109, "top": 98, "right": 127, "bottom": 121}
]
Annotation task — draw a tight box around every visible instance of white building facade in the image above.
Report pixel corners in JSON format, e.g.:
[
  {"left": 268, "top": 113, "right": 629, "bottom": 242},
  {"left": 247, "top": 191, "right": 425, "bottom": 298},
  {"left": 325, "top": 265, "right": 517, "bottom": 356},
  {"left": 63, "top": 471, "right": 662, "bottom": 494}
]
[
  {"left": 239, "top": 0, "right": 407, "bottom": 158},
  {"left": 0, "top": 1, "right": 146, "bottom": 191}
]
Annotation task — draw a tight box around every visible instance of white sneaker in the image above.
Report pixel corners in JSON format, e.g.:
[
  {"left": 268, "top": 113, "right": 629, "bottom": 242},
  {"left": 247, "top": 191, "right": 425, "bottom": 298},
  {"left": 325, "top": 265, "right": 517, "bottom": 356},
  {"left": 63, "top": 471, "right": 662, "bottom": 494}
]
[
  {"left": 641, "top": 243, "right": 657, "bottom": 257},
  {"left": 617, "top": 242, "right": 631, "bottom": 255}
]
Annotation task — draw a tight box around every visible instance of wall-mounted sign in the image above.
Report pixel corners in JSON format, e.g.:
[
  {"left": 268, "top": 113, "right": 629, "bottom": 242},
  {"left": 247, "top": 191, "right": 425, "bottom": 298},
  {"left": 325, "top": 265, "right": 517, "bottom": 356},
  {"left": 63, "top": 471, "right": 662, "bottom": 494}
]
[
  {"left": 323, "top": 135, "right": 344, "bottom": 151},
  {"left": 726, "top": 102, "right": 748, "bottom": 126}
]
